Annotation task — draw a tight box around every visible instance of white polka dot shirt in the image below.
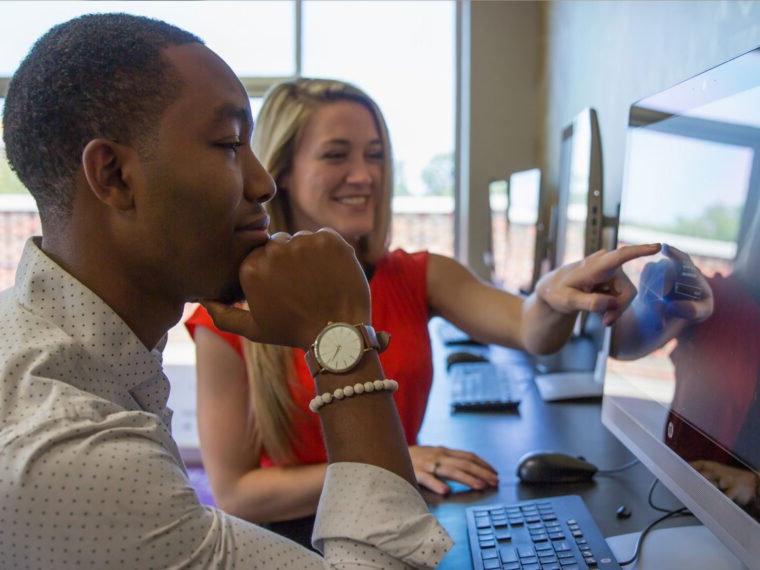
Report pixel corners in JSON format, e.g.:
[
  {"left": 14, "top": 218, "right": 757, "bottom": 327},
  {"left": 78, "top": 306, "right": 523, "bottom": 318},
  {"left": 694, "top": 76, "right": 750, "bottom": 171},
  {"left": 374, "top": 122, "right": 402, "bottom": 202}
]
[{"left": 0, "top": 238, "right": 453, "bottom": 569}]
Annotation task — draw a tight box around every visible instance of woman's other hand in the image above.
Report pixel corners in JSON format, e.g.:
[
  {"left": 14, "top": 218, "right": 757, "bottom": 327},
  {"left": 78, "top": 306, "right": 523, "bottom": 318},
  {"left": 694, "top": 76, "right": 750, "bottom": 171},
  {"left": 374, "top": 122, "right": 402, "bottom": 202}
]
[{"left": 410, "top": 445, "right": 498, "bottom": 495}]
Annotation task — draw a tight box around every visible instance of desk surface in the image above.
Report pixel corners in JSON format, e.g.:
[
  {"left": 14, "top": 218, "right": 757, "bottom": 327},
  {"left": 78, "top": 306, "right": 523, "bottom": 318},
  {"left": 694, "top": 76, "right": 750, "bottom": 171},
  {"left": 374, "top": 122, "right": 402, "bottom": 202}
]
[{"left": 419, "top": 319, "right": 685, "bottom": 569}]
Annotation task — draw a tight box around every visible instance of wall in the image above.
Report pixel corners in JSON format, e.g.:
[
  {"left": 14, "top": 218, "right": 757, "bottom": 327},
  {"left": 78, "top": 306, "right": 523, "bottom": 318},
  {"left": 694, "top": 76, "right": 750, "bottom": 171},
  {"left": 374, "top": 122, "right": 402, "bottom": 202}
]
[
  {"left": 457, "top": 1, "right": 542, "bottom": 278},
  {"left": 542, "top": 1, "right": 760, "bottom": 219}
]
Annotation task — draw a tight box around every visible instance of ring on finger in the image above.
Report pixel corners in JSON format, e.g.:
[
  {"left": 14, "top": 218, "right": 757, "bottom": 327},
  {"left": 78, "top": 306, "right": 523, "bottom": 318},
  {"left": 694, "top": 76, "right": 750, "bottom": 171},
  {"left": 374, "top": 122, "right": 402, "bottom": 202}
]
[{"left": 432, "top": 460, "right": 441, "bottom": 477}]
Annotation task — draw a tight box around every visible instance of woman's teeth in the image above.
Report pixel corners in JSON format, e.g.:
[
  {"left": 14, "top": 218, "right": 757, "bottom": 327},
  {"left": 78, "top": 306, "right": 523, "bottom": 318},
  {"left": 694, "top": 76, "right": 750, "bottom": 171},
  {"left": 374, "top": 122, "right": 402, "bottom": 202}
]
[{"left": 335, "top": 196, "right": 368, "bottom": 206}]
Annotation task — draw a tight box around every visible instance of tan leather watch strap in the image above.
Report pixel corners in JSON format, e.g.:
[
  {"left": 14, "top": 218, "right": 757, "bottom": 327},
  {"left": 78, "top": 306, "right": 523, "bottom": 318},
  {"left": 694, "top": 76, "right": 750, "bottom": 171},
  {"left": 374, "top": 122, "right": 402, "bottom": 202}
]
[{"left": 305, "top": 323, "right": 387, "bottom": 378}]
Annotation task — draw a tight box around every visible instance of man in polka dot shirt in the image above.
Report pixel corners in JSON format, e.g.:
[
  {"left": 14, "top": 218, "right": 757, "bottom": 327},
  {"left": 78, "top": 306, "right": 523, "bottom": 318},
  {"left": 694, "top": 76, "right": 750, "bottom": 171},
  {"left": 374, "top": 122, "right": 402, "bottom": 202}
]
[{"left": 0, "top": 13, "right": 452, "bottom": 569}]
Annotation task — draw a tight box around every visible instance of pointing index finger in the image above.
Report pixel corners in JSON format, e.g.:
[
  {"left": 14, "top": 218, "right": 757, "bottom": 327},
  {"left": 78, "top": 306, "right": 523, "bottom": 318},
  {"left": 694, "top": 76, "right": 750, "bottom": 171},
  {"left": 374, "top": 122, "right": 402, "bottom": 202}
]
[{"left": 598, "top": 243, "right": 661, "bottom": 271}]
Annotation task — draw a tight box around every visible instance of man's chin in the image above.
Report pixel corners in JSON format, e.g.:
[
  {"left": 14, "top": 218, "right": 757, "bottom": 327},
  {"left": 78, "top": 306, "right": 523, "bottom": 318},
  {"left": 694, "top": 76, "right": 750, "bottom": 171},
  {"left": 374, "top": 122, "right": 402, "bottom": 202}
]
[
  {"left": 215, "top": 279, "right": 245, "bottom": 305},
  {"left": 188, "top": 279, "right": 244, "bottom": 306}
]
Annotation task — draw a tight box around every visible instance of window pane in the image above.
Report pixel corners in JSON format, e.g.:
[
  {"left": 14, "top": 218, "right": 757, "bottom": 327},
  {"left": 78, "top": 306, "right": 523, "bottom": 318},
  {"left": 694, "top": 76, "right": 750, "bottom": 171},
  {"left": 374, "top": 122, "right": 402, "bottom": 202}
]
[
  {"left": 0, "top": 100, "right": 28, "bottom": 197},
  {"left": 0, "top": 1, "right": 295, "bottom": 77},
  {"left": 303, "top": 0, "right": 455, "bottom": 256},
  {"left": 0, "top": 98, "right": 40, "bottom": 291}
]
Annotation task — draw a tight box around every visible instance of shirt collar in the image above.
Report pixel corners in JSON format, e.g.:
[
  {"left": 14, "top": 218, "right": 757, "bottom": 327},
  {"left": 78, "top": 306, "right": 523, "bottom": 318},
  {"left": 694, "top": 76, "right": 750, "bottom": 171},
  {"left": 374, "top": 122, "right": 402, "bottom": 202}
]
[{"left": 13, "top": 238, "right": 171, "bottom": 416}]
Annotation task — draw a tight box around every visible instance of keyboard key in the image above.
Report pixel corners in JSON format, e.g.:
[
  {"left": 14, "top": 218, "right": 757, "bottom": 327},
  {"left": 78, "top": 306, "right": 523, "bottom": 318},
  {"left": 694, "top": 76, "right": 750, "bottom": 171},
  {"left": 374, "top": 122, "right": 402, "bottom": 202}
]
[
  {"left": 558, "top": 551, "right": 576, "bottom": 559},
  {"left": 522, "top": 564, "right": 541, "bottom": 570},
  {"left": 479, "top": 539, "right": 496, "bottom": 548},
  {"left": 476, "top": 518, "right": 491, "bottom": 529},
  {"left": 535, "top": 543, "right": 553, "bottom": 553},
  {"left": 560, "top": 558, "right": 580, "bottom": 566},
  {"left": 483, "top": 559, "right": 501, "bottom": 570},
  {"left": 531, "top": 533, "right": 549, "bottom": 542},
  {"left": 502, "top": 563, "right": 521, "bottom": 570},
  {"left": 521, "top": 556, "right": 539, "bottom": 564},
  {"left": 549, "top": 532, "right": 566, "bottom": 540},
  {"left": 492, "top": 519, "right": 509, "bottom": 528},
  {"left": 517, "top": 545, "right": 535, "bottom": 558},
  {"left": 481, "top": 547, "right": 498, "bottom": 560},
  {"left": 499, "top": 547, "right": 518, "bottom": 563},
  {"left": 494, "top": 529, "right": 511, "bottom": 541},
  {"left": 543, "top": 565, "right": 562, "bottom": 570},
  {"left": 539, "top": 554, "right": 559, "bottom": 563},
  {"left": 553, "top": 541, "right": 571, "bottom": 552}
]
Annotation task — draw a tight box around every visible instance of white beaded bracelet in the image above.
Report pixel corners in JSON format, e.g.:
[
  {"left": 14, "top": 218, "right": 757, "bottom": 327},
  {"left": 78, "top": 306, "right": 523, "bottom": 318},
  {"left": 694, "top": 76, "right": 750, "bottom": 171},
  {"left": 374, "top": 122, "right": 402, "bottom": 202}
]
[{"left": 308, "top": 378, "right": 399, "bottom": 413}]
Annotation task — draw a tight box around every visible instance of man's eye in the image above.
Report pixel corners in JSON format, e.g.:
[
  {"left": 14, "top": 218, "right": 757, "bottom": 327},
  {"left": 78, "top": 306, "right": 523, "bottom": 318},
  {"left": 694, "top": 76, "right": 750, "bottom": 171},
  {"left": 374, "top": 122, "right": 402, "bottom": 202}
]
[{"left": 217, "top": 141, "right": 244, "bottom": 154}]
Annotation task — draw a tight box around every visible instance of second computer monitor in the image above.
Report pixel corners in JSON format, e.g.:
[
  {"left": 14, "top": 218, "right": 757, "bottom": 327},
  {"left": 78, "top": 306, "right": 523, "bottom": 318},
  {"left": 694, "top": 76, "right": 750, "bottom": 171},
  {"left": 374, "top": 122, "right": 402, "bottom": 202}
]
[{"left": 553, "top": 108, "right": 604, "bottom": 269}]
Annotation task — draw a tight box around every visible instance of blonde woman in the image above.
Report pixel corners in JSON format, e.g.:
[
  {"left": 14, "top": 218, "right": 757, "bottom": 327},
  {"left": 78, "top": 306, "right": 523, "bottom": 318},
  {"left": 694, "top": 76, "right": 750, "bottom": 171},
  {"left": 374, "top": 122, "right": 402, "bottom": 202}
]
[{"left": 187, "top": 78, "right": 658, "bottom": 533}]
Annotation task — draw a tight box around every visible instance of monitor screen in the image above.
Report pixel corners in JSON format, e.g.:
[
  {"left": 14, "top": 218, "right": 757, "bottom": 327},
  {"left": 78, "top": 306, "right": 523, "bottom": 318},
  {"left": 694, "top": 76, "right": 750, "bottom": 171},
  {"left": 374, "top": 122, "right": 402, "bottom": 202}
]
[{"left": 603, "top": 48, "right": 760, "bottom": 566}]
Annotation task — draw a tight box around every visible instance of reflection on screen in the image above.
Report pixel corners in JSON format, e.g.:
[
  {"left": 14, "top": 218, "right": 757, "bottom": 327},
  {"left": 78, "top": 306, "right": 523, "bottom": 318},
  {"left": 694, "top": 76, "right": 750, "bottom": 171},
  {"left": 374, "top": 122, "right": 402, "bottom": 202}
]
[{"left": 609, "top": 83, "right": 760, "bottom": 521}]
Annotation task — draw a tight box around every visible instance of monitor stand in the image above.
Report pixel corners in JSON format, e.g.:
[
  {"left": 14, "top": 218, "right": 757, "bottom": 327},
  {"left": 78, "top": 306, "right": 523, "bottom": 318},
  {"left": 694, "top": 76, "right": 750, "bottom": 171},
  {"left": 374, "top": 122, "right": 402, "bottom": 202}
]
[
  {"left": 606, "top": 525, "right": 746, "bottom": 569},
  {"left": 534, "top": 370, "right": 603, "bottom": 401}
]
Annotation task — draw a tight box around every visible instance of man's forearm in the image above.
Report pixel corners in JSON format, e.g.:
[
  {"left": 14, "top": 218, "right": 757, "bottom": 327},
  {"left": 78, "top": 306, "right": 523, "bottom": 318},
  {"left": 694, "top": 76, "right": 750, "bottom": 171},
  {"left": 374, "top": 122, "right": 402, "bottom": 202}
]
[{"left": 314, "top": 352, "right": 416, "bottom": 488}]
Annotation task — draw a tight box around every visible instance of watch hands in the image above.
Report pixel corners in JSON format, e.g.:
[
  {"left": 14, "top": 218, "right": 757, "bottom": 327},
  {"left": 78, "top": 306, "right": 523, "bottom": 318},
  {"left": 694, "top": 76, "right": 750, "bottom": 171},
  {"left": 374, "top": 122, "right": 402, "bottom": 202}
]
[{"left": 331, "top": 345, "right": 342, "bottom": 362}]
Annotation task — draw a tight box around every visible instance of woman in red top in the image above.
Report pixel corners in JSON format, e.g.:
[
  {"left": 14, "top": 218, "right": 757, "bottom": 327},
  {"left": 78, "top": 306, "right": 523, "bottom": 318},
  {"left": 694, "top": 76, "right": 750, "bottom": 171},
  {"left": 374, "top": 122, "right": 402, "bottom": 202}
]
[{"left": 189, "top": 78, "right": 657, "bottom": 528}]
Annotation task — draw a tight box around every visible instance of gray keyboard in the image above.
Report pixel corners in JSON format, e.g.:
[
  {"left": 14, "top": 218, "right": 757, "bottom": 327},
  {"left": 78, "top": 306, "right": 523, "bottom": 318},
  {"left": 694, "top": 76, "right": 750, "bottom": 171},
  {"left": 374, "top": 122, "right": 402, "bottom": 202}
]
[{"left": 449, "top": 361, "right": 521, "bottom": 412}]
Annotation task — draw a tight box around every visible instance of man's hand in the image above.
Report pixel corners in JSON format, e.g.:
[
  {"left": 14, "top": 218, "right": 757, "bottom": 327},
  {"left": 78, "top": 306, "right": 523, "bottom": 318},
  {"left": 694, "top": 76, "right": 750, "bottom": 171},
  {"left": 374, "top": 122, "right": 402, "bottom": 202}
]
[
  {"left": 202, "top": 229, "right": 370, "bottom": 350},
  {"left": 535, "top": 243, "right": 661, "bottom": 326}
]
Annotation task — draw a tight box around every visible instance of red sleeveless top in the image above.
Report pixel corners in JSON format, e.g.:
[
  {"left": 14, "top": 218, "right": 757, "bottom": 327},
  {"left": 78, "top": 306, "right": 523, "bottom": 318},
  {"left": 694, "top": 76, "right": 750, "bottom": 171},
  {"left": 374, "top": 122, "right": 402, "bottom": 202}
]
[{"left": 185, "top": 249, "right": 432, "bottom": 467}]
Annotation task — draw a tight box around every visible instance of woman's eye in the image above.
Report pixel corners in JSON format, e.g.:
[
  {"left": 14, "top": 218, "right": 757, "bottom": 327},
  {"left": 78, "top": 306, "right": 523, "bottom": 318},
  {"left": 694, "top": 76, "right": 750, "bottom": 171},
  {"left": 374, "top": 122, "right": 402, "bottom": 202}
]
[
  {"left": 323, "top": 152, "right": 346, "bottom": 160},
  {"left": 368, "top": 151, "right": 385, "bottom": 161}
]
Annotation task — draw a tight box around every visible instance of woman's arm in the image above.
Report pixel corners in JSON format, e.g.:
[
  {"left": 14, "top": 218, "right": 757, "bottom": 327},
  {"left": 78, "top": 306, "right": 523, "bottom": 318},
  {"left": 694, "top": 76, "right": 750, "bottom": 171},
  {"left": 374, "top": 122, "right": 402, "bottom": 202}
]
[
  {"left": 427, "top": 244, "right": 662, "bottom": 355},
  {"left": 195, "top": 327, "right": 326, "bottom": 523}
]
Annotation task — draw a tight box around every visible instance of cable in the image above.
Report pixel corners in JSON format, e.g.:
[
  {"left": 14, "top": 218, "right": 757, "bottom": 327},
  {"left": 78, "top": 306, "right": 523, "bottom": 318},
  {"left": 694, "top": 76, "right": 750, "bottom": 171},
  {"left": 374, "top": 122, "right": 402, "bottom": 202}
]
[
  {"left": 647, "top": 478, "right": 690, "bottom": 514},
  {"left": 597, "top": 458, "right": 640, "bottom": 475},
  {"left": 617, "top": 507, "right": 694, "bottom": 566}
]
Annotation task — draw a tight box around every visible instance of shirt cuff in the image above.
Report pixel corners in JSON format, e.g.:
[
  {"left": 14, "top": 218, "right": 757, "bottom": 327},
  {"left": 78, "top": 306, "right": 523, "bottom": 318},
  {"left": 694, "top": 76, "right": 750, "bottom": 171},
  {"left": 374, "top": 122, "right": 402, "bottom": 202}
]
[{"left": 312, "top": 462, "right": 453, "bottom": 569}]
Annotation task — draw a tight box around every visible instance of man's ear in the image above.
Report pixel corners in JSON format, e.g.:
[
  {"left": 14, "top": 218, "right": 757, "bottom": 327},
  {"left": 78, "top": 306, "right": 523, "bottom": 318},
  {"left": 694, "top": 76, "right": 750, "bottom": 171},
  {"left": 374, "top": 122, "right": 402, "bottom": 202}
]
[{"left": 81, "top": 139, "right": 140, "bottom": 211}]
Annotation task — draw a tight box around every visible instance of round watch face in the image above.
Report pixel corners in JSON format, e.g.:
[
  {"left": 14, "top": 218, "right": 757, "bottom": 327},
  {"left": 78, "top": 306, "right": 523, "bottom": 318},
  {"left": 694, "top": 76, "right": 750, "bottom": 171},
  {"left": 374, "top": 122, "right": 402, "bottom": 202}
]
[{"left": 315, "top": 323, "right": 363, "bottom": 373}]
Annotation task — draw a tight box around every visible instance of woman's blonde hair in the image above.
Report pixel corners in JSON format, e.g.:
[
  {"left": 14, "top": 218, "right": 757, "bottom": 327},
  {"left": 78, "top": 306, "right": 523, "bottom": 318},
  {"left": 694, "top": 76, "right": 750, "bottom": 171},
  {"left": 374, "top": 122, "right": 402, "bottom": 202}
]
[{"left": 243, "top": 78, "right": 394, "bottom": 464}]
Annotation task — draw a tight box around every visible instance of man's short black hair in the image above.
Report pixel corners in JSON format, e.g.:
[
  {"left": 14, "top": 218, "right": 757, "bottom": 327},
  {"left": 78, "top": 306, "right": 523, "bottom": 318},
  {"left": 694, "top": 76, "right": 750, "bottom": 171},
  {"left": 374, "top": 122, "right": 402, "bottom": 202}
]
[{"left": 2, "top": 13, "right": 202, "bottom": 222}]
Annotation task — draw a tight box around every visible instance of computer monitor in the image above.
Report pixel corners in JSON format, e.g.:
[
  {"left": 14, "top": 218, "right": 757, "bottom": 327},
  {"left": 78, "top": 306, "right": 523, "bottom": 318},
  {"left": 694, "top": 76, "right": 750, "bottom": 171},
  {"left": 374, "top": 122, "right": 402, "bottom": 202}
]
[
  {"left": 553, "top": 108, "right": 604, "bottom": 269},
  {"left": 602, "top": 47, "right": 760, "bottom": 567},
  {"left": 533, "top": 109, "right": 607, "bottom": 400},
  {"left": 506, "top": 168, "right": 541, "bottom": 294}
]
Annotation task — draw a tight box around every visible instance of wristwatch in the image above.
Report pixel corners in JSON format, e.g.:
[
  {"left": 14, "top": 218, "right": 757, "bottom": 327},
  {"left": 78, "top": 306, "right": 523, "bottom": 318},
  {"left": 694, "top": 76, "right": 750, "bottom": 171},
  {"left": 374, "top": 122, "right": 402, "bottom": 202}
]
[{"left": 305, "top": 322, "right": 385, "bottom": 377}]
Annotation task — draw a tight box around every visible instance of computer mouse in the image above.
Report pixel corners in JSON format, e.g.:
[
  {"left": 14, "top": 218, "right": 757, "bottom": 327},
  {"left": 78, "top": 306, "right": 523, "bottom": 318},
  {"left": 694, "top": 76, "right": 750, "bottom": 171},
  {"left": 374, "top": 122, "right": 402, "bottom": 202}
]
[
  {"left": 445, "top": 351, "right": 489, "bottom": 371},
  {"left": 516, "top": 451, "right": 598, "bottom": 484}
]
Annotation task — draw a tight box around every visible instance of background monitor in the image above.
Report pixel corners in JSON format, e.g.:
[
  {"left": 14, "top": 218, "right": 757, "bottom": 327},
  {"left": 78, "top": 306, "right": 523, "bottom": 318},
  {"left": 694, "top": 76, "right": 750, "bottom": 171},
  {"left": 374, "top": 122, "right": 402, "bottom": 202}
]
[
  {"left": 532, "top": 109, "right": 607, "bottom": 400},
  {"left": 602, "top": 47, "right": 760, "bottom": 567},
  {"left": 505, "top": 168, "right": 541, "bottom": 294},
  {"left": 553, "top": 107, "right": 604, "bottom": 270}
]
